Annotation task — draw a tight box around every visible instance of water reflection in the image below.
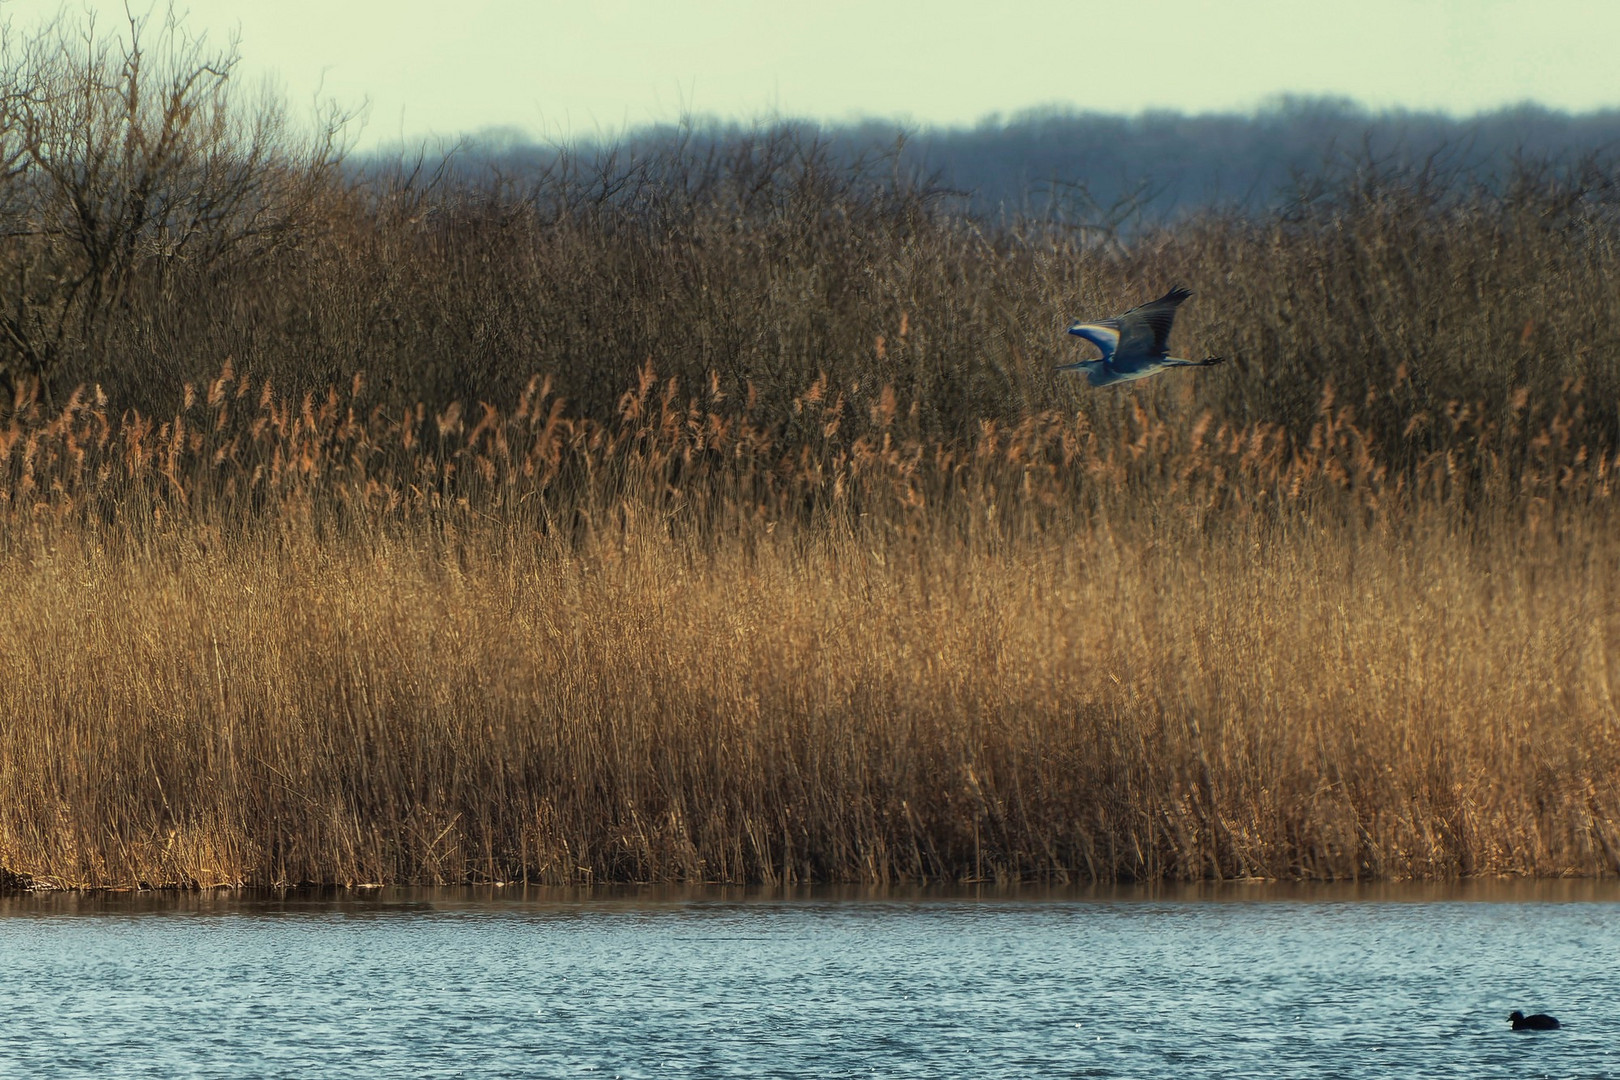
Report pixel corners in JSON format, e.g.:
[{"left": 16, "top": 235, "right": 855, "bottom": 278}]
[{"left": 7, "top": 876, "right": 1620, "bottom": 917}]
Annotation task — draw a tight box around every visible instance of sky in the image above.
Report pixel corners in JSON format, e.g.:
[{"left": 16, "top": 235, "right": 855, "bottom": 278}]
[{"left": 6, "top": 0, "right": 1619, "bottom": 147}]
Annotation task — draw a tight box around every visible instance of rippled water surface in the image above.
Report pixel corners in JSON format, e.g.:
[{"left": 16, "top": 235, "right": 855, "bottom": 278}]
[{"left": 2, "top": 882, "right": 1617, "bottom": 1078}]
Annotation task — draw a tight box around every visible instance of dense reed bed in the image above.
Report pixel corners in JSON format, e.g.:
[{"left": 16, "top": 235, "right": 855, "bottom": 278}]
[
  {"left": 2, "top": 12, "right": 1619, "bottom": 887},
  {"left": 1, "top": 368, "right": 1618, "bottom": 888}
]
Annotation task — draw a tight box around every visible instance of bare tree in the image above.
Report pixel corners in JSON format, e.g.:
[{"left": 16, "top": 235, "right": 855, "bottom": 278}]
[{"left": 0, "top": 5, "right": 352, "bottom": 403}]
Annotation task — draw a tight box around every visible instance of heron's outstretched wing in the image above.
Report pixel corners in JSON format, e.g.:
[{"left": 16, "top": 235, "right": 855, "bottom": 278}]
[
  {"left": 1113, "top": 286, "right": 1191, "bottom": 361},
  {"left": 1066, "top": 320, "right": 1121, "bottom": 362}
]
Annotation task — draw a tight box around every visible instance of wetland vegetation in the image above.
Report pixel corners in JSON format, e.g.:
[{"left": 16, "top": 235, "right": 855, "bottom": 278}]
[{"left": 2, "top": 11, "right": 1619, "bottom": 888}]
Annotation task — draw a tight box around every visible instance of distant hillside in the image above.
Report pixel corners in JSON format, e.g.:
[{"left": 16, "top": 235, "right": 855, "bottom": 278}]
[
  {"left": 863, "top": 98, "right": 1620, "bottom": 217},
  {"left": 427, "top": 98, "right": 1620, "bottom": 225}
]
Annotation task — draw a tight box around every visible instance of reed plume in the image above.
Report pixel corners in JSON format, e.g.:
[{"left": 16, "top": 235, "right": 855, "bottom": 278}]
[{"left": 0, "top": 362, "right": 1616, "bottom": 888}]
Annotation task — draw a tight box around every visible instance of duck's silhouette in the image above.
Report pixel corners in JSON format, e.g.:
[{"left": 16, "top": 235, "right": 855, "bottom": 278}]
[{"left": 1509, "top": 1010, "right": 1560, "bottom": 1030}]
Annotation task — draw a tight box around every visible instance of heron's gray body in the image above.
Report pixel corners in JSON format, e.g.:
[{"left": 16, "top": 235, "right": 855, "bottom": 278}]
[{"left": 1057, "top": 286, "right": 1223, "bottom": 386}]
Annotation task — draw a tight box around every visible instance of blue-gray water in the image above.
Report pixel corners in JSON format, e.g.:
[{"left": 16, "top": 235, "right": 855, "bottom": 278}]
[{"left": 2, "top": 883, "right": 1617, "bottom": 1078}]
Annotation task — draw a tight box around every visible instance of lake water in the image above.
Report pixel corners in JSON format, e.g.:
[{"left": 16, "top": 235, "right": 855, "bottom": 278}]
[{"left": 1, "top": 882, "right": 1616, "bottom": 1078}]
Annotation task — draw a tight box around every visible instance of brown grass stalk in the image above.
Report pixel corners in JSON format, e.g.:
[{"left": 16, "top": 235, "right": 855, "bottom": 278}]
[
  {"left": 1, "top": 13, "right": 1617, "bottom": 887},
  {"left": 0, "top": 367, "right": 1616, "bottom": 888}
]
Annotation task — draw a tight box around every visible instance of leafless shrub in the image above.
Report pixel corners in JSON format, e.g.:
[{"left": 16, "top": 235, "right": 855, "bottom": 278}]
[{"left": 0, "top": 6, "right": 350, "bottom": 401}]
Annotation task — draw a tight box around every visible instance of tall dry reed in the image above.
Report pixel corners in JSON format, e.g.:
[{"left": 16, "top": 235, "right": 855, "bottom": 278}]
[
  {"left": 2, "top": 12, "right": 1617, "bottom": 888},
  {"left": 0, "top": 367, "right": 1616, "bottom": 888}
]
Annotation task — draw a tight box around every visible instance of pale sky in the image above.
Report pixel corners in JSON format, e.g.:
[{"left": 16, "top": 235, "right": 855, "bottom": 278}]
[{"left": 7, "top": 0, "right": 1619, "bottom": 146}]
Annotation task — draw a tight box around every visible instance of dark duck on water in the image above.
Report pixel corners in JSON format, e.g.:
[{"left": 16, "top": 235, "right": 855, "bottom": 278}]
[{"left": 1508, "top": 1011, "right": 1560, "bottom": 1031}]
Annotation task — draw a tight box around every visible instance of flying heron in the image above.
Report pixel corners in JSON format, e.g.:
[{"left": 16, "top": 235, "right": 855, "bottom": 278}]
[{"left": 1056, "top": 286, "right": 1224, "bottom": 387}]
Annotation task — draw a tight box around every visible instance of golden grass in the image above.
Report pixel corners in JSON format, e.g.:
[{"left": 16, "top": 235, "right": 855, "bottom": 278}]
[
  {"left": 3, "top": 9, "right": 1619, "bottom": 889},
  {"left": 0, "top": 368, "right": 1617, "bottom": 888}
]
